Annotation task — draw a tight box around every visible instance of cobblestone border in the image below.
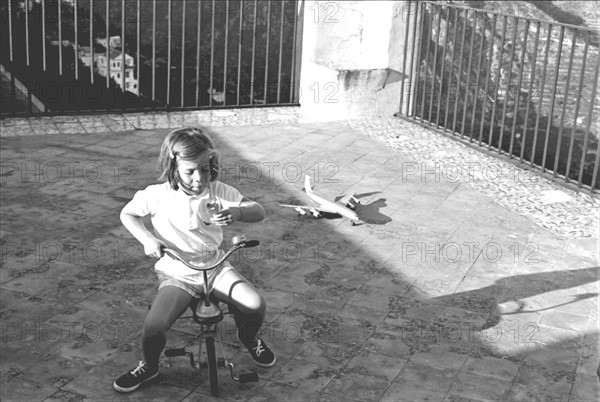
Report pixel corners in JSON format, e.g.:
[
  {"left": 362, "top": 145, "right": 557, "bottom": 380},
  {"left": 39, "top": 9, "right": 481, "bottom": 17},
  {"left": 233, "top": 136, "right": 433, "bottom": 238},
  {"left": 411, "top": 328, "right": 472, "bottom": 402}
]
[
  {"left": 0, "top": 107, "right": 309, "bottom": 136},
  {"left": 345, "top": 118, "right": 598, "bottom": 239}
]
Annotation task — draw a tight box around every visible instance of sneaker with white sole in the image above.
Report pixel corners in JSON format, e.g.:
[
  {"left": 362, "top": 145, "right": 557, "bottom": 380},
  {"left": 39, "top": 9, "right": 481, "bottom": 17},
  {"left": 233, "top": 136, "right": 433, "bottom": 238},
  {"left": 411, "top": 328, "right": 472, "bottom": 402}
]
[
  {"left": 113, "top": 361, "right": 158, "bottom": 393},
  {"left": 238, "top": 333, "right": 276, "bottom": 368}
]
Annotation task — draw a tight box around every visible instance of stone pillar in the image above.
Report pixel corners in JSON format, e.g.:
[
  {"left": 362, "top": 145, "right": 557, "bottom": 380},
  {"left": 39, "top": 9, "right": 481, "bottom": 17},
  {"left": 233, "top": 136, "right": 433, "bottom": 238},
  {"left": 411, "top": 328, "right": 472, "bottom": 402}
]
[{"left": 298, "top": 1, "right": 416, "bottom": 120}]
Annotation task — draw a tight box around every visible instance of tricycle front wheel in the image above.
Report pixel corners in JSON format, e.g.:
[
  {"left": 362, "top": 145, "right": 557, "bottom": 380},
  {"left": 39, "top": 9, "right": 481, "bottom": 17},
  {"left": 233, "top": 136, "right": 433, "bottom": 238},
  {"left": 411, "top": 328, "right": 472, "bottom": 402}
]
[{"left": 206, "top": 337, "right": 219, "bottom": 396}]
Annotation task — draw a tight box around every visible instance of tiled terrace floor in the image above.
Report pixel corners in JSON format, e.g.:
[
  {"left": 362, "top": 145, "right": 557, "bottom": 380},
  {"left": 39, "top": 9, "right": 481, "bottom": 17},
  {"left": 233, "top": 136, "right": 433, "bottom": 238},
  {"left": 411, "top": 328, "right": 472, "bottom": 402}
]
[{"left": 0, "top": 108, "right": 598, "bottom": 401}]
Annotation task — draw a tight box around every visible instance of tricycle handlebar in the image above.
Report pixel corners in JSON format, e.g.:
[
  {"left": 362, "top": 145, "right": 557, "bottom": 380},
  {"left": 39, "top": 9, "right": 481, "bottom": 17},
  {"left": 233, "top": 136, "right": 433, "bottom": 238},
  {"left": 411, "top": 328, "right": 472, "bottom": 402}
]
[{"left": 162, "top": 236, "right": 259, "bottom": 272}]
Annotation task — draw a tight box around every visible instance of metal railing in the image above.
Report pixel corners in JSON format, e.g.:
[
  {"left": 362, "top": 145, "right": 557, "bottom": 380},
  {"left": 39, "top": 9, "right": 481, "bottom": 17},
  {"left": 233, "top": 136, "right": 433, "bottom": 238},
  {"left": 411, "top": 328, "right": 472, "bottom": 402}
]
[
  {"left": 397, "top": 1, "right": 599, "bottom": 195},
  {"left": 0, "top": 0, "right": 303, "bottom": 116}
]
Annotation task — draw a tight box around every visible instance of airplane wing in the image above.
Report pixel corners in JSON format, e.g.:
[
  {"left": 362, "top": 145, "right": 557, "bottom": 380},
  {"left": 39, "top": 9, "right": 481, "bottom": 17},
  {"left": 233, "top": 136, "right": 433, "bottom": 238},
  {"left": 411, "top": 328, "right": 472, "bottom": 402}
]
[{"left": 278, "top": 204, "right": 339, "bottom": 215}]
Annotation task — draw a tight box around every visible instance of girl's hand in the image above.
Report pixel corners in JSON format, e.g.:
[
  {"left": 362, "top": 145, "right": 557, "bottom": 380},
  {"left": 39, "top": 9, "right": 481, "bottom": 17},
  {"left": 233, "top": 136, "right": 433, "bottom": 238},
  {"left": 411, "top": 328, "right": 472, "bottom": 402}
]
[
  {"left": 143, "top": 238, "right": 167, "bottom": 258},
  {"left": 210, "top": 208, "right": 242, "bottom": 226}
]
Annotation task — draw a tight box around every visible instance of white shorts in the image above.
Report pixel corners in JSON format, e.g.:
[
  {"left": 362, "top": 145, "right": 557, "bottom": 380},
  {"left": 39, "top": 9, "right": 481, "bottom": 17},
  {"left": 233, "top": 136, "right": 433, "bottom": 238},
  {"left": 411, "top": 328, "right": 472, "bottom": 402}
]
[{"left": 155, "top": 255, "right": 234, "bottom": 298}]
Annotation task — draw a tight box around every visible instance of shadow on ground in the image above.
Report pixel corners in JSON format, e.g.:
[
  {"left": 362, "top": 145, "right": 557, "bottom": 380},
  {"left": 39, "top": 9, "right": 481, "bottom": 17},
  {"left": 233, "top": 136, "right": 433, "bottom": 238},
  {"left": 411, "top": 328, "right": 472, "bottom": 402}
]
[{"left": 0, "top": 122, "right": 598, "bottom": 401}]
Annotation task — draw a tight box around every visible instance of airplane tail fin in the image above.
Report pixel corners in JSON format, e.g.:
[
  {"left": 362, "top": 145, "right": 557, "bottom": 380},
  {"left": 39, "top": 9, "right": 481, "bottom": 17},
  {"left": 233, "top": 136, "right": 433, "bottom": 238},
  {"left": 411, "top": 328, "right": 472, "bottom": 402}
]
[{"left": 303, "top": 175, "right": 313, "bottom": 194}]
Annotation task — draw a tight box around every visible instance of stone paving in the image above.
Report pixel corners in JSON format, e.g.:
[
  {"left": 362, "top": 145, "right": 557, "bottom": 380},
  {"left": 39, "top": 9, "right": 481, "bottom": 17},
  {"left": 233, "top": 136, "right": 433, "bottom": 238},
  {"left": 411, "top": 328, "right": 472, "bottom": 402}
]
[{"left": 0, "top": 108, "right": 599, "bottom": 401}]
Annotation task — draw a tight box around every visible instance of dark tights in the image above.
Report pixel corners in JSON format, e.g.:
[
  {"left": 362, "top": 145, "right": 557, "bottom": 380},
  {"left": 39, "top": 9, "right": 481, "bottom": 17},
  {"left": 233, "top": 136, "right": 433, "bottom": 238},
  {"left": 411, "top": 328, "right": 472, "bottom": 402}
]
[{"left": 142, "top": 269, "right": 266, "bottom": 369}]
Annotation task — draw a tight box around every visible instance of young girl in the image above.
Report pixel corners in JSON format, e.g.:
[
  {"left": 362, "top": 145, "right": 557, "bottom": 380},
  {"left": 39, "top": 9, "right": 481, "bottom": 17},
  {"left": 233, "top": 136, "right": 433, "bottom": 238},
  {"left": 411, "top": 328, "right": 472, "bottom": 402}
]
[{"left": 113, "top": 127, "right": 275, "bottom": 393}]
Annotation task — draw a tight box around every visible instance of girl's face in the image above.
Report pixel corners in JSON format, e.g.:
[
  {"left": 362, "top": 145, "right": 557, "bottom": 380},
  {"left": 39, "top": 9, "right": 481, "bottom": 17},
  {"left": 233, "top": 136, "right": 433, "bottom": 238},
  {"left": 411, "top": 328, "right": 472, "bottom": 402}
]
[{"left": 176, "top": 152, "right": 213, "bottom": 196}]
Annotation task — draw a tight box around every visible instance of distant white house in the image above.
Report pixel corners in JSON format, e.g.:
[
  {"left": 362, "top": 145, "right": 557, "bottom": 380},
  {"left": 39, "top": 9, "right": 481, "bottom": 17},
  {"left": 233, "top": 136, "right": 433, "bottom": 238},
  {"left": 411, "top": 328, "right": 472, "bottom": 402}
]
[
  {"left": 95, "top": 49, "right": 138, "bottom": 95},
  {"left": 78, "top": 44, "right": 139, "bottom": 95}
]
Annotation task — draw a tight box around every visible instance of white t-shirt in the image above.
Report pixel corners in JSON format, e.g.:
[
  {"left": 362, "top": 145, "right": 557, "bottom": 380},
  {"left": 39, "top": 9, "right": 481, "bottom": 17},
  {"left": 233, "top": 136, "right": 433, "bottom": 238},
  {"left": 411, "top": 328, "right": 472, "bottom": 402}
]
[{"left": 124, "top": 181, "right": 243, "bottom": 285}]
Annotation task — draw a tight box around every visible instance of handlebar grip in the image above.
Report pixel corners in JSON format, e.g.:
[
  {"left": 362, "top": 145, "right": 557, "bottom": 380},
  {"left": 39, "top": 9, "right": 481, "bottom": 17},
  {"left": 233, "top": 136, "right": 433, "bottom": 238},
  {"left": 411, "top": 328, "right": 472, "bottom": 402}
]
[
  {"left": 164, "top": 348, "right": 187, "bottom": 357},
  {"left": 238, "top": 372, "right": 259, "bottom": 383}
]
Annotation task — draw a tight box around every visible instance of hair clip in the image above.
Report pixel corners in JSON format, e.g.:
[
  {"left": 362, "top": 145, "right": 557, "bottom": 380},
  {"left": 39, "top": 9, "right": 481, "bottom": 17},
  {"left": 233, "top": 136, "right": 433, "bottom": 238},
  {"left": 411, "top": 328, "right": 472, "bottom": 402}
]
[{"left": 169, "top": 151, "right": 175, "bottom": 159}]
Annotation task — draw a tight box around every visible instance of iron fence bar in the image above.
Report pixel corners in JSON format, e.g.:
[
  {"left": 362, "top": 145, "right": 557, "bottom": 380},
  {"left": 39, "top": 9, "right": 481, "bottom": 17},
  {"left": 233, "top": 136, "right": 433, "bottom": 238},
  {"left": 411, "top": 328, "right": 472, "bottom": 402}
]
[
  {"left": 277, "top": 0, "right": 285, "bottom": 104},
  {"left": 7, "top": 0, "right": 13, "bottom": 62},
  {"left": 487, "top": 15, "right": 507, "bottom": 151},
  {"left": 209, "top": 0, "right": 216, "bottom": 107},
  {"left": 152, "top": 0, "right": 156, "bottom": 100},
  {"left": 553, "top": 29, "right": 577, "bottom": 177},
  {"left": 237, "top": 1, "right": 243, "bottom": 105},
  {"left": 467, "top": 11, "right": 485, "bottom": 140},
  {"left": 542, "top": 25, "right": 565, "bottom": 173},
  {"left": 223, "top": 0, "right": 230, "bottom": 105},
  {"left": 74, "top": 0, "right": 78, "bottom": 80},
  {"left": 105, "top": 0, "right": 109, "bottom": 87},
  {"left": 137, "top": 0, "right": 140, "bottom": 99},
  {"left": 578, "top": 50, "right": 599, "bottom": 189},
  {"left": 460, "top": 9, "right": 476, "bottom": 138},
  {"left": 249, "top": 0, "right": 258, "bottom": 104},
  {"left": 42, "top": 0, "right": 46, "bottom": 71},
  {"left": 520, "top": 20, "right": 540, "bottom": 162},
  {"left": 27, "top": 73, "right": 33, "bottom": 114},
  {"left": 167, "top": 0, "right": 172, "bottom": 106},
  {"left": 181, "top": 0, "right": 187, "bottom": 107},
  {"left": 399, "top": 0, "right": 412, "bottom": 114},
  {"left": 59, "top": 0, "right": 63, "bottom": 75},
  {"left": 407, "top": 0, "right": 419, "bottom": 116},
  {"left": 290, "top": 0, "right": 299, "bottom": 103},
  {"left": 263, "top": 1, "right": 272, "bottom": 104},
  {"left": 509, "top": 19, "right": 530, "bottom": 157},
  {"left": 498, "top": 16, "right": 518, "bottom": 155},
  {"left": 592, "top": 138, "right": 600, "bottom": 193},
  {"left": 451, "top": 7, "right": 467, "bottom": 134},
  {"left": 419, "top": 3, "right": 433, "bottom": 122},
  {"left": 412, "top": 2, "right": 425, "bottom": 118},
  {"left": 435, "top": 7, "right": 451, "bottom": 129},
  {"left": 428, "top": 4, "right": 442, "bottom": 123},
  {"left": 25, "top": 0, "right": 30, "bottom": 66},
  {"left": 531, "top": 24, "right": 553, "bottom": 168},
  {"left": 9, "top": 68, "right": 15, "bottom": 116},
  {"left": 565, "top": 31, "right": 589, "bottom": 182},
  {"left": 443, "top": 7, "right": 459, "bottom": 131},
  {"left": 195, "top": 1, "right": 202, "bottom": 106},
  {"left": 122, "top": 0, "right": 126, "bottom": 97},
  {"left": 89, "top": 0, "right": 93, "bottom": 82},
  {"left": 478, "top": 14, "right": 496, "bottom": 146}
]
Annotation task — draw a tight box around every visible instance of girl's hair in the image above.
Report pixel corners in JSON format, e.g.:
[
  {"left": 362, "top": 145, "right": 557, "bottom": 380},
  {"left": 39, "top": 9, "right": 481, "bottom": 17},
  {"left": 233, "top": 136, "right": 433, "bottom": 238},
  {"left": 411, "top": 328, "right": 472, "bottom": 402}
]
[{"left": 158, "top": 127, "right": 220, "bottom": 190}]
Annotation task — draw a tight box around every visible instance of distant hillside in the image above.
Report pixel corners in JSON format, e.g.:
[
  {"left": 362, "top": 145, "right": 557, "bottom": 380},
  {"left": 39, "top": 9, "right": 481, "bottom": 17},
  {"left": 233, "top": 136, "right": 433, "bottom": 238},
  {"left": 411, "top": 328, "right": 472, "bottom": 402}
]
[{"left": 451, "top": 1, "right": 599, "bottom": 37}]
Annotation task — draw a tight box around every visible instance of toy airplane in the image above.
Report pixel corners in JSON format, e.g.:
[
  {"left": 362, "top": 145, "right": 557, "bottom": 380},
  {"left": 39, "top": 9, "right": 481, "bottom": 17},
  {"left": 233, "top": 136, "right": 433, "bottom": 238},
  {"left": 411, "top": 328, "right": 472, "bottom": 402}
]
[{"left": 279, "top": 175, "right": 360, "bottom": 225}]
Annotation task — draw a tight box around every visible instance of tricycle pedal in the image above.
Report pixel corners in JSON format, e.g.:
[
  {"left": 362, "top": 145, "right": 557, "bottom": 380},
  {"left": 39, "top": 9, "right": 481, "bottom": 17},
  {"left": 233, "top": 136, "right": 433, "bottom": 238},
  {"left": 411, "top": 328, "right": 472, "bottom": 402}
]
[
  {"left": 164, "top": 348, "right": 187, "bottom": 357},
  {"left": 238, "top": 372, "right": 259, "bottom": 383}
]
